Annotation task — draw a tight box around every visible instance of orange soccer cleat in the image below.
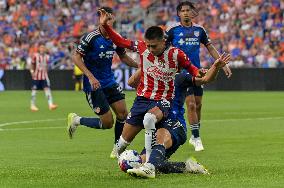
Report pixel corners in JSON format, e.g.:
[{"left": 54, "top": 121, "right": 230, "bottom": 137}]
[
  {"left": 49, "top": 104, "right": 58, "bottom": 110},
  {"left": 30, "top": 105, "right": 39, "bottom": 112}
]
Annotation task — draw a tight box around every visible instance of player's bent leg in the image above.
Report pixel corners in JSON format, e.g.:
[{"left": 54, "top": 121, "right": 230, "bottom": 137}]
[
  {"left": 30, "top": 89, "right": 39, "bottom": 111},
  {"left": 44, "top": 87, "right": 58, "bottom": 110},
  {"left": 143, "top": 112, "right": 158, "bottom": 162},
  {"left": 99, "top": 110, "right": 114, "bottom": 129},
  {"left": 115, "top": 123, "right": 142, "bottom": 155},
  {"left": 110, "top": 99, "right": 128, "bottom": 158}
]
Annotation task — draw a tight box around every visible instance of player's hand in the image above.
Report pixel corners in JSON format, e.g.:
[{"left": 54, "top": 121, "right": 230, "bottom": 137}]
[
  {"left": 214, "top": 53, "right": 231, "bottom": 69},
  {"left": 197, "top": 68, "right": 207, "bottom": 77},
  {"left": 98, "top": 8, "right": 113, "bottom": 25},
  {"left": 88, "top": 75, "right": 101, "bottom": 91},
  {"left": 222, "top": 65, "right": 232, "bottom": 78}
]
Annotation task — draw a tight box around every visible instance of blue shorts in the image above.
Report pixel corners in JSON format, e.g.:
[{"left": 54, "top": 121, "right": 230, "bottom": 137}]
[
  {"left": 126, "top": 96, "right": 172, "bottom": 127},
  {"left": 157, "top": 118, "right": 187, "bottom": 159},
  {"left": 85, "top": 83, "right": 125, "bottom": 115},
  {"left": 31, "top": 79, "right": 50, "bottom": 90},
  {"left": 186, "top": 85, "right": 203, "bottom": 96}
]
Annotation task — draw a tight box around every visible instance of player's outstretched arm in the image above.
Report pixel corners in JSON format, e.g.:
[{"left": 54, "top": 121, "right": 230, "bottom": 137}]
[
  {"left": 118, "top": 53, "right": 139, "bottom": 68},
  {"left": 177, "top": 49, "right": 199, "bottom": 77},
  {"left": 128, "top": 68, "right": 141, "bottom": 89},
  {"left": 206, "top": 44, "right": 232, "bottom": 78},
  {"left": 99, "top": 9, "right": 133, "bottom": 49},
  {"left": 195, "top": 52, "right": 231, "bottom": 86}
]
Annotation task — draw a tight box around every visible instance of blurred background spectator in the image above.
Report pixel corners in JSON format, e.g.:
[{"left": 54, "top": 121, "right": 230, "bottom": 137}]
[{"left": 0, "top": 0, "right": 283, "bottom": 70}]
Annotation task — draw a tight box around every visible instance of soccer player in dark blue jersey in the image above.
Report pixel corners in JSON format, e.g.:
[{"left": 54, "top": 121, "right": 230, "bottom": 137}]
[
  {"left": 67, "top": 7, "right": 138, "bottom": 158},
  {"left": 166, "top": 1, "right": 232, "bottom": 151},
  {"left": 127, "top": 53, "right": 231, "bottom": 178}
]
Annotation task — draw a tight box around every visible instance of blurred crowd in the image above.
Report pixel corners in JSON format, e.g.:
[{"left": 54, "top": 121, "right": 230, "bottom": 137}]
[{"left": 0, "top": 0, "right": 283, "bottom": 70}]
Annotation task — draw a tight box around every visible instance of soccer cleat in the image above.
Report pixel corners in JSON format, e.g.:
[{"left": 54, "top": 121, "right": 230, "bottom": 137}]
[
  {"left": 189, "top": 136, "right": 204, "bottom": 151},
  {"left": 67, "top": 113, "right": 79, "bottom": 139},
  {"left": 185, "top": 157, "right": 209, "bottom": 174},
  {"left": 49, "top": 104, "right": 58, "bottom": 110},
  {"left": 127, "top": 162, "right": 155, "bottom": 179},
  {"left": 110, "top": 145, "right": 118, "bottom": 159},
  {"left": 30, "top": 105, "right": 39, "bottom": 112}
]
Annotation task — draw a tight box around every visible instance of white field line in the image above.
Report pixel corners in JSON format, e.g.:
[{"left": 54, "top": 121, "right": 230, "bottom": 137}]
[
  {"left": 0, "top": 118, "right": 65, "bottom": 131},
  {"left": 0, "top": 117, "right": 283, "bottom": 132}
]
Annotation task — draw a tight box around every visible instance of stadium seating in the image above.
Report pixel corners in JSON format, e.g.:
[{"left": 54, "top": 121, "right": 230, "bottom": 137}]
[{"left": 0, "top": 0, "right": 283, "bottom": 69}]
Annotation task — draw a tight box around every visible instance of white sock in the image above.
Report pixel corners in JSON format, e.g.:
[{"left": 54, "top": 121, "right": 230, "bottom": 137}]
[
  {"left": 44, "top": 88, "right": 53, "bottom": 106},
  {"left": 31, "top": 90, "right": 36, "bottom": 106},
  {"left": 143, "top": 113, "right": 157, "bottom": 162},
  {"left": 116, "top": 136, "right": 130, "bottom": 156}
]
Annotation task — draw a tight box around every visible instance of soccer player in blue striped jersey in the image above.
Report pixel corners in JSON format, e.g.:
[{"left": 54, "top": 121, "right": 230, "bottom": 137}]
[
  {"left": 67, "top": 7, "right": 138, "bottom": 158},
  {"left": 166, "top": 1, "right": 232, "bottom": 151}
]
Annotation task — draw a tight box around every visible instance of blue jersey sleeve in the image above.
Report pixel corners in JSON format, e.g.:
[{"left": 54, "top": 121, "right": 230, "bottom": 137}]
[
  {"left": 76, "top": 31, "right": 99, "bottom": 56},
  {"left": 200, "top": 27, "right": 211, "bottom": 46}
]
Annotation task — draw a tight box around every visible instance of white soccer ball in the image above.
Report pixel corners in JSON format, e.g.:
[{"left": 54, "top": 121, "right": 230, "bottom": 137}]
[{"left": 118, "top": 150, "right": 142, "bottom": 172}]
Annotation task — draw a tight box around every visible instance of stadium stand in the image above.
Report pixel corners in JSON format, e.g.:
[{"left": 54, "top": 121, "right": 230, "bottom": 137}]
[{"left": 0, "top": 0, "right": 283, "bottom": 70}]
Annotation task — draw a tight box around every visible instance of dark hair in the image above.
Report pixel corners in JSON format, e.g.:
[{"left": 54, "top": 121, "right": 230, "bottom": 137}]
[
  {"left": 145, "top": 26, "right": 164, "bottom": 40},
  {"left": 97, "top": 7, "right": 113, "bottom": 16},
  {"left": 176, "top": 1, "right": 196, "bottom": 15}
]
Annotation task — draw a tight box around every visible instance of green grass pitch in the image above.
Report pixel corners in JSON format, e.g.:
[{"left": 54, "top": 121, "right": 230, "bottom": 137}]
[{"left": 0, "top": 91, "right": 284, "bottom": 187}]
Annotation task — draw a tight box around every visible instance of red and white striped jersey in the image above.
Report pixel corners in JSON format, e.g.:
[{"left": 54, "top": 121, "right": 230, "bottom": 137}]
[
  {"left": 134, "top": 41, "right": 196, "bottom": 100},
  {"left": 102, "top": 24, "right": 199, "bottom": 101},
  {"left": 32, "top": 53, "right": 50, "bottom": 80}
]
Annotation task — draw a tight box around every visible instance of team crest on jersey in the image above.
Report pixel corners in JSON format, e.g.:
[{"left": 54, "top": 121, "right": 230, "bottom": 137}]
[
  {"left": 94, "top": 107, "right": 101, "bottom": 114},
  {"left": 158, "top": 59, "right": 166, "bottom": 68},
  {"left": 194, "top": 31, "right": 200, "bottom": 37}
]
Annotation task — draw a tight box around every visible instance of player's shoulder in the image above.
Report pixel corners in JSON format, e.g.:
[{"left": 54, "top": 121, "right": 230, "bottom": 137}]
[
  {"left": 166, "top": 22, "right": 182, "bottom": 32},
  {"left": 192, "top": 23, "right": 207, "bottom": 32},
  {"left": 82, "top": 28, "right": 101, "bottom": 42}
]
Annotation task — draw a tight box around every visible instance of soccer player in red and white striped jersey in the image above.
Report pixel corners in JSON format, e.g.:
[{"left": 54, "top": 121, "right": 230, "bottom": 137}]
[
  {"left": 30, "top": 44, "right": 57, "bottom": 111},
  {"left": 99, "top": 9, "right": 204, "bottom": 162}
]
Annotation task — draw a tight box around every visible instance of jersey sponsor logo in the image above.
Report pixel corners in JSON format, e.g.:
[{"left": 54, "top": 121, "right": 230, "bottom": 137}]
[
  {"left": 178, "top": 37, "right": 199, "bottom": 46},
  {"left": 98, "top": 51, "right": 115, "bottom": 59},
  {"left": 146, "top": 66, "right": 175, "bottom": 82}
]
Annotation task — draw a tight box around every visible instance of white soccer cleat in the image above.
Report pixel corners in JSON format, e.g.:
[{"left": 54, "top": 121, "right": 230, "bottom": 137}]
[
  {"left": 110, "top": 145, "right": 118, "bottom": 159},
  {"left": 185, "top": 157, "right": 209, "bottom": 174},
  {"left": 127, "top": 162, "right": 155, "bottom": 179},
  {"left": 189, "top": 136, "right": 204, "bottom": 151},
  {"left": 67, "top": 113, "right": 79, "bottom": 139}
]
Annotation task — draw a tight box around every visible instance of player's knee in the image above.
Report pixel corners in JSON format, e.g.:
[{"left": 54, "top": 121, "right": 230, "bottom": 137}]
[
  {"left": 116, "top": 110, "right": 128, "bottom": 120},
  {"left": 143, "top": 113, "right": 157, "bottom": 130},
  {"left": 101, "top": 118, "right": 114, "bottom": 129}
]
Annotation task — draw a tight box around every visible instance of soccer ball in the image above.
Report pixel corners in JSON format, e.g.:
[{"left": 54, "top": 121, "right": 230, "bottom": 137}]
[{"left": 118, "top": 150, "right": 142, "bottom": 172}]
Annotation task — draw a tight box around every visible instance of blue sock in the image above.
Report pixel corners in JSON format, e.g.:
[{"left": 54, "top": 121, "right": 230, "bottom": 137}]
[
  {"left": 149, "top": 144, "right": 185, "bottom": 173},
  {"left": 114, "top": 118, "right": 125, "bottom": 144},
  {"left": 190, "top": 123, "right": 199, "bottom": 138},
  {"left": 80, "top": 117, "right": 102, "bottom": 129}
]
